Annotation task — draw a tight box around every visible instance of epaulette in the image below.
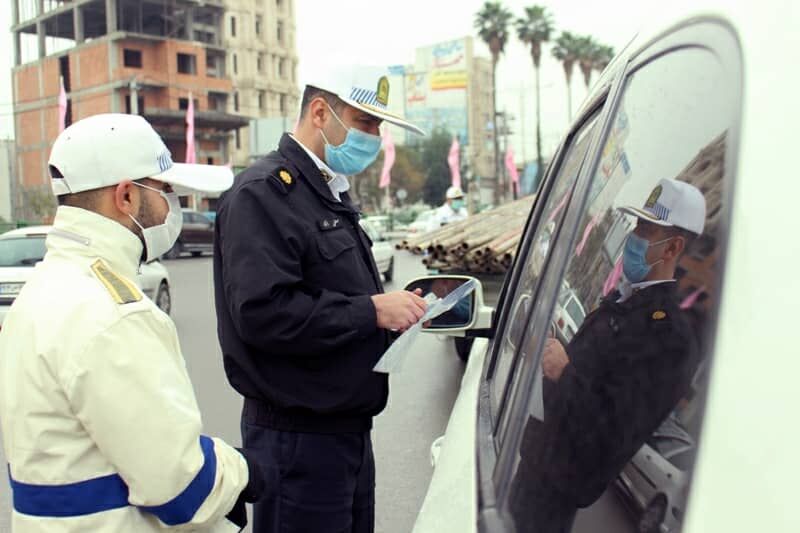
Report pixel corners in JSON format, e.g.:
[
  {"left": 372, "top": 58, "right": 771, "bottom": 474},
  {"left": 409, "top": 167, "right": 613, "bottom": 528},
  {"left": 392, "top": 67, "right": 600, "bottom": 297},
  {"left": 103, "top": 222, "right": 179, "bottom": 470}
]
[
  {"left": 90, "top": 259, "right": 142, "bottom": 305},
  {"left": 268, "top": 167, "right": 296, "bottom": 195}
]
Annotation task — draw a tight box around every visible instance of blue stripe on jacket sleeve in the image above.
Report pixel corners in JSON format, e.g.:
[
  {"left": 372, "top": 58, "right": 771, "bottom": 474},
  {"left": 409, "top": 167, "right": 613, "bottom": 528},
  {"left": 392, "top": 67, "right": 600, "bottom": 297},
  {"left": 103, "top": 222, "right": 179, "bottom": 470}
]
[
  {"left": 140, "top": 435, "right": 218, "bottom": 526},
  {"left": 8, "top": 467, "right": 130, "bottom": 517}
]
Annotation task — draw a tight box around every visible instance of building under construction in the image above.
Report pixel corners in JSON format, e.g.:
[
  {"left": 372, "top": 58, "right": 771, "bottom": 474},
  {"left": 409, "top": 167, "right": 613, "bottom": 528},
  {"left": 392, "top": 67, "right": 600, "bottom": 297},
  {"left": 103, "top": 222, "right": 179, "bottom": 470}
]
[{"left": 10, "top": 0, "right": 256, "bottom": 218}]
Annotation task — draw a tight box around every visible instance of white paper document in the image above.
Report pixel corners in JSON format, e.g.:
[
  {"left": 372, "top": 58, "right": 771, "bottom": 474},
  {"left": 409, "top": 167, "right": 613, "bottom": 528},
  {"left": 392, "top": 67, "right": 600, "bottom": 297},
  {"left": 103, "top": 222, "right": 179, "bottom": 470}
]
[{"left": 373, "top": 279, "right": 477, "bottom": 374}]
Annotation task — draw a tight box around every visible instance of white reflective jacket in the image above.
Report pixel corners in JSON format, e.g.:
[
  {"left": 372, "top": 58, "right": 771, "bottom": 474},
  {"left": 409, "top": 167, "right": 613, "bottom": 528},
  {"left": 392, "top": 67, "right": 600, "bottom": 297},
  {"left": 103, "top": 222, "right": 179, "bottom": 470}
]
[{"left": 0, "top": 206, "right": 249, "bottom": 532}]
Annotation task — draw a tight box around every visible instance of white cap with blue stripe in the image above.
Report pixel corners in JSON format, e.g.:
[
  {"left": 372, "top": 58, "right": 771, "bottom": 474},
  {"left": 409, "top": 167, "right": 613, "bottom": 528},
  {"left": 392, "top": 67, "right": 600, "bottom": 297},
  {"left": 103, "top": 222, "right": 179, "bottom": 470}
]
[
  {"left": 306, "top": 70, "right": 426, "bottom": 136},
  {"left": 619, "top": 178, "right": 706, "bottom": 235},
  {"left": 48, "top": 113, "right": 234, "bottom": 196}
]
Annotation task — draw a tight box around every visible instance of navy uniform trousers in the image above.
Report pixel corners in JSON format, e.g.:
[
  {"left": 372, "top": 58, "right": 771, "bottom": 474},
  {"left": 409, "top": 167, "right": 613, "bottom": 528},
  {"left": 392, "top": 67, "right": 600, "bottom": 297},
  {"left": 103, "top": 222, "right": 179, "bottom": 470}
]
[{"left": 242, "top": 416, "right": 375, "bottom": 533}]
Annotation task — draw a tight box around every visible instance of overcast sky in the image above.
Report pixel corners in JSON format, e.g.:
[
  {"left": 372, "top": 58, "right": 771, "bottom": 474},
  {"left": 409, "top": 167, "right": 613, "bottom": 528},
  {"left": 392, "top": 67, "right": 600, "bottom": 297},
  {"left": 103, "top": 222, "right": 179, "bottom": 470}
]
[{"left": 0, "top": 0, "right": 716, "bottom": 160}]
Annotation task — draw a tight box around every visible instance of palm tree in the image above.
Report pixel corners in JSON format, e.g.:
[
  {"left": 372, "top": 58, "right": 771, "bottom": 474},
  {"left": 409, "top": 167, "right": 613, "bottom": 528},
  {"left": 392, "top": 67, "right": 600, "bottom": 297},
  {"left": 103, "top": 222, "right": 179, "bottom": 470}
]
[
  {"left": 593, "top": 44, "right": 615, "bottom": 74},
  {"left": 575, "top": 35, "right": 599, "bottom": 89},
  {"left": 552, "top": 31, "right": 580, "bottom": 119},
  {"left": 475, "top": 1, "right": 513, "bottom": 203},
  {"left": 516, "top": 5, "right": 554, "bottom": 181}
]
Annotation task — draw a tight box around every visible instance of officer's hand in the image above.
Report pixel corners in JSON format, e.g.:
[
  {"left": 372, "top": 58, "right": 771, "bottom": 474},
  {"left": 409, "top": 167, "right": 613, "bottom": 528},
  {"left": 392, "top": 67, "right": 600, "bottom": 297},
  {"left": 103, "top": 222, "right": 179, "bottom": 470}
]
[
  {"left": 372, "top": 290, "right": 427, "bottom": 331},
  {"left": 542, "top": 338, "right": 570, "bottom": 382}
]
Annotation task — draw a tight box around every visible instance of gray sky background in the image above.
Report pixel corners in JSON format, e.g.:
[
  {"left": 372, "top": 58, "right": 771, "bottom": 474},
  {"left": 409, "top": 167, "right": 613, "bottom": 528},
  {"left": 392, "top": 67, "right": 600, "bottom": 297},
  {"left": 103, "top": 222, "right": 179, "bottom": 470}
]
[{"left": 0, "top": 0, "right": 714, "bottom": 161}]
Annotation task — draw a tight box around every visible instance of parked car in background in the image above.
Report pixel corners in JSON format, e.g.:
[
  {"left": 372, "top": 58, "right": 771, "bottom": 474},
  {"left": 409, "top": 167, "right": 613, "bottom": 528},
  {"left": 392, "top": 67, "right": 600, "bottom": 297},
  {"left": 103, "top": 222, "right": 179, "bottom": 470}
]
[
  {"left": 360, "top": 218, "right": 394, "bottom": 282},
  {"left": 364, "top": 215, "right": 390, "bottom": 235},
  {"left": 406, "top": 209, "right": 437, "bottom": 235},
  {"left": 164, "top": 208, "right": 214, "bottom": 259},
  {"left": 407, "top": 7, "right": 799, "bottom": 533},
  {"left": 553, "top": 282, "right": 587, "bottom": 344},
  {"left": 616, "top": 415, "right": 694, "bottom": 533},
  {"left": 0, "top": 226, "right": 172, "bottom": 327},
  {"left": 201, "top": 211, "right": 217, "bottom": 223}
]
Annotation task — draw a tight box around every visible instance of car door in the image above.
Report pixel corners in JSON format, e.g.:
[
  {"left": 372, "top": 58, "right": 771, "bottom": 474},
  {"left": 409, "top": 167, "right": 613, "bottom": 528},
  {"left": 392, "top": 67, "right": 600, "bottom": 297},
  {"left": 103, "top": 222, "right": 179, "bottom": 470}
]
[{"left": 476, "top": 18, "right": 742, "bottom": 533}]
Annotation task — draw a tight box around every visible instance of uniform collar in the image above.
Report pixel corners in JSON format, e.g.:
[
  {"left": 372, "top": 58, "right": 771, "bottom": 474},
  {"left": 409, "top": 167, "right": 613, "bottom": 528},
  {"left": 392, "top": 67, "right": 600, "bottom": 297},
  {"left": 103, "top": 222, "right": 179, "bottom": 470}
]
[
  {"left": 284, "top": 134, "right": 351, "bottom": 202},
  {"left": 615, "top": 279, "right": 677, "bottom": 305},
  {"left": 46, "top": 206, "right": 143, "bottom": 281}
]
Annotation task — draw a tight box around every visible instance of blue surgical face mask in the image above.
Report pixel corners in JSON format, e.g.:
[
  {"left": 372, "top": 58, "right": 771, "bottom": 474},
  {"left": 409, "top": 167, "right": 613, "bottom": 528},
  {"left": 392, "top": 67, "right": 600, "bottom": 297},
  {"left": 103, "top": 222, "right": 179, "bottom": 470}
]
[
  {"left": 451, "top": 199, "right": 465, "bottom": 210},
  {"left": 622, "top": 233, "right": 671, "bottom": 283},
  {"left": 320, "top": 105, "right": 382, "bottom": 176}
]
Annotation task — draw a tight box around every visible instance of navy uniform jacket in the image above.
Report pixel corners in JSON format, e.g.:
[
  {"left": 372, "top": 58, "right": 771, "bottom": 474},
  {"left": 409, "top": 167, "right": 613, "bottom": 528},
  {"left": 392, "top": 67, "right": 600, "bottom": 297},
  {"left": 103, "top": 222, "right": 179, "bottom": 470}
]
[
  {"left": 213, "top": 134, "right": 388, "bottom": 433},
  {"left": 517, "top": 282, "right": 699, "bottom": 508}
]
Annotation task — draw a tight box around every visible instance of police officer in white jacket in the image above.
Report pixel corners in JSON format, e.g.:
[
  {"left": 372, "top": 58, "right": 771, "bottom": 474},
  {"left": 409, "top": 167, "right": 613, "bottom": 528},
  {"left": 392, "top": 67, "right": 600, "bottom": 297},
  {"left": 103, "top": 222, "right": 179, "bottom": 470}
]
[{"left": 0, "top": 114, "right": 269, "bottom": 532}]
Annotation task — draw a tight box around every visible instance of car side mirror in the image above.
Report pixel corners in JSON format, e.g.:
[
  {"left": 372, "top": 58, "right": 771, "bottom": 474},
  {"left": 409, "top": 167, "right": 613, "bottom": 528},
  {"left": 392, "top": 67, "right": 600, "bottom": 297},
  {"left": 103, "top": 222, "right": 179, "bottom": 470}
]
[{"left": 404, "top": 275, "right": 493, "bottom": 334}]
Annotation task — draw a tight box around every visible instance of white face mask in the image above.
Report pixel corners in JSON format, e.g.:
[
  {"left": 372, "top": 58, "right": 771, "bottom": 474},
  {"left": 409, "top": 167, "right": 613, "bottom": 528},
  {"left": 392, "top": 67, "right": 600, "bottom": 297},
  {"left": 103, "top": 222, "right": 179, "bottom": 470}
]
[{"left": 128, "top": 182, "right": 183, "bottom": 262}]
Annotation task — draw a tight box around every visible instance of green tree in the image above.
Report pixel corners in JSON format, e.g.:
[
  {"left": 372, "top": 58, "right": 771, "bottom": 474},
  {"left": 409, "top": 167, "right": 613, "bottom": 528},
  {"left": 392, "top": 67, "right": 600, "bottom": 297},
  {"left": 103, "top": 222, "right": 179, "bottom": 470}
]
[
  {"left": 552, "top": 31, "right": 581, "bottom": 119},
  {"left": 516, "top": 5, "right": 555, "bottom": 181},
  {"left": 420, "top": 129, "right": 453, "bottom": 207},
  {"left": 593, "top": 44, "right": 615, "bottom": 74},
  {"left": 575, "top": 35, "right": 599, "bottom": 89},
  {"left": 356, "top": 145, "right": 425, "bottom": 213},
  {"left": 475, "top": 1, "right": 513, "bottom": 203}
]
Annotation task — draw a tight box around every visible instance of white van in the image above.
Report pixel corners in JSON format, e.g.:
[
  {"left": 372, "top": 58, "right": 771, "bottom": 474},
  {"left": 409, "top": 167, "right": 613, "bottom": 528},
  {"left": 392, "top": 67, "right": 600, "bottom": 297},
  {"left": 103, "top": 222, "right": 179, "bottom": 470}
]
[{"left": 408, "top": 4, "right": 799, "bottom": 533}]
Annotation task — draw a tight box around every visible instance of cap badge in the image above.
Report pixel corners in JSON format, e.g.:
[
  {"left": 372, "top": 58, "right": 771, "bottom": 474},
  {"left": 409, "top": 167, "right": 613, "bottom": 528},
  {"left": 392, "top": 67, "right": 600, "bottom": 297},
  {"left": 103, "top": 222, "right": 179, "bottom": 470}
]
[
  {"left": 645, "top": 185, "right": 662, "bottom": 209},
  {"left": 652, "top": 310, "right": 667, "bottom": 320},
  {"left": 376, "top": 76, "right": 390, "bottom": 107},
  {"left": 279, "top": 170, "right": 293, "bottom": 185}
]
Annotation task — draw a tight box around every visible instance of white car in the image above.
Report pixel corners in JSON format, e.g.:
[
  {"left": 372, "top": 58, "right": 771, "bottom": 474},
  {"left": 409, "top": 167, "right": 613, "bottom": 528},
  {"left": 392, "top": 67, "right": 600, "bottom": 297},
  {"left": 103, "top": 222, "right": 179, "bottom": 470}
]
[
  {"left": 409, "top": 5, "right": 798, "bottom": 533},
  {"left": 406, "top": 209, "right": 437, "bottom": 235},
  {"left": 360, "top": 219, "right": 395, "bottom": 282},
  {"left": 0, "top": 226, "right": 172, "bottom": 327},
  {"left": 616, "top": 415, "right": 694, "bottom": 533},
  {"left": 553, "top": 283, "right": 586, "bottom": 344}
]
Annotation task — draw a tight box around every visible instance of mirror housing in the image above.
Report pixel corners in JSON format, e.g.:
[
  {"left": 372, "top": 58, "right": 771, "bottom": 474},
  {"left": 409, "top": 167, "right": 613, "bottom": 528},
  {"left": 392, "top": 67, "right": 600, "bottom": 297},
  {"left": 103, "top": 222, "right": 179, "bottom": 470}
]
[{"left": 404, "top": 275, "right": 493, "bottom": 335}]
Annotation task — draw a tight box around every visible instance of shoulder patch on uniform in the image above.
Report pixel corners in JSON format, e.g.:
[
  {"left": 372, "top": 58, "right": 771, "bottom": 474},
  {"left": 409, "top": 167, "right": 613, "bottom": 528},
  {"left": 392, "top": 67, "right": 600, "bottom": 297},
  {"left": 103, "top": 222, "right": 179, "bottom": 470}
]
[
  {"left": 268, "top": 167, "right": 296, "bottom": 194},
  {"left": 90, "top": 260, "right": 142, "bottom": 305},
  {"left": 652, "top": 310, "right": 667, "bottom": 320}
]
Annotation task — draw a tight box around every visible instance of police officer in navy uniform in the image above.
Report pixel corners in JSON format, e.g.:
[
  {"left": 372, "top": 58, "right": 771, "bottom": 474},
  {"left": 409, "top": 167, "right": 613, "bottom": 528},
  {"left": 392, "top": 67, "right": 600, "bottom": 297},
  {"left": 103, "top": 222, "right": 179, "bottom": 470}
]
[
  {"left": 509, "top": 179, "right": 707, "bottom": 533},
  {"left": 213, "top": 72, "right": 427, "bottom": 533}
]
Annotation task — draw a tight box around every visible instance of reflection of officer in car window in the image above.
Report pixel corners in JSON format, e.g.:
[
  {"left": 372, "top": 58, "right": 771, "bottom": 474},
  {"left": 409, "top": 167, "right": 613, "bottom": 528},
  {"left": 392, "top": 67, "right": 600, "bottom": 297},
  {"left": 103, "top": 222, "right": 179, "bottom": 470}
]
[{"left": 509, "top": 179, "right": 707, "bottom": 533}]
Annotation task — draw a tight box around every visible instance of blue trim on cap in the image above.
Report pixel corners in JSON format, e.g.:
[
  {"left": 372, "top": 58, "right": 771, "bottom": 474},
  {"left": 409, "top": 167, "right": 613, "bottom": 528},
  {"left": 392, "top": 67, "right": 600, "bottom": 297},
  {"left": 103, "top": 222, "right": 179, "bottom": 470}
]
[
  {"left": 650, "top": 202, "right": 671, "bottom": 221},
  {"left": 349, "top": 87, "right": 385, "bottom": 109},
  {"left": 8, "top": 436, "right": 217, "bottom": 524}
]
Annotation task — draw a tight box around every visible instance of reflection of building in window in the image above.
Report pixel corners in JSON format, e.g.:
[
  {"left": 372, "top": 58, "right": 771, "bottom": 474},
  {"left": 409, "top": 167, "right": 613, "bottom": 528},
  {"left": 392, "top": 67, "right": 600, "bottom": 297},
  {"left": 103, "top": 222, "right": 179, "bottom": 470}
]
[{"left": 674, "top": 132, "right": 727, "bottom": 314}]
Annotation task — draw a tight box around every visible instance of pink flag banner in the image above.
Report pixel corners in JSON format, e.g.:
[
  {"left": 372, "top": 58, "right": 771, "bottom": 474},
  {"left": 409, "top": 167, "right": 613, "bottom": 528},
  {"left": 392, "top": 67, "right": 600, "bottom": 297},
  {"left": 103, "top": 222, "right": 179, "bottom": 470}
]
[
  {"left": 185, "top": 92, "right": 196, "bottom": 164},
  {"left": 447, "top": 137, "right": 461, "bottom": 189},
  {"left": 575, "top": 213, "right": 601, "bottom": 257},
  {"left": 680, "top": 286, "right": 706, "bottom": 309},
  {"left": 379, "top": 128, "right": 395, "bottom": 189},
  {"left": 547, "top": 192, "right": 570, "bottom": 224},
  {"left": 505, "top": 147, "right": 519, "bottom": 192},
  {"left": 602, "top": 257, "right": 624, "bottom": 297},
  {"left": 58, "top": 76, "right": 68, "bottom": 133}
]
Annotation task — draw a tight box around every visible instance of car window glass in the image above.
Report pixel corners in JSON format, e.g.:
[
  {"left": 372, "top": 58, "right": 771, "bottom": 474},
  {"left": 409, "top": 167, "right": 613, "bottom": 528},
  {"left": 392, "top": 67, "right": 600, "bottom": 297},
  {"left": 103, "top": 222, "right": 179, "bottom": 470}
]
[
  {"left": 0, "top": 237, "right": 47, "bottom": 267},
  {"left": 490, "top": 112, "right": 602, "bottom": 441},
  {"left": 182, "top": 212, "right": 190, "bottom": 223},
  {"left": 502, "top": 46, "right": 736, "bottom": 533}
]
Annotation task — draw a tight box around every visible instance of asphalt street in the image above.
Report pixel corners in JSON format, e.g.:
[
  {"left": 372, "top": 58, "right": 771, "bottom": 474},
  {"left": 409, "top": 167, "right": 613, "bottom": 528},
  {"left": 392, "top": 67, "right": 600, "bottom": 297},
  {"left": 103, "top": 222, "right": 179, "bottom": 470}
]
[{"left": 0, "top": 246, "right": 636, "bottom": 533}]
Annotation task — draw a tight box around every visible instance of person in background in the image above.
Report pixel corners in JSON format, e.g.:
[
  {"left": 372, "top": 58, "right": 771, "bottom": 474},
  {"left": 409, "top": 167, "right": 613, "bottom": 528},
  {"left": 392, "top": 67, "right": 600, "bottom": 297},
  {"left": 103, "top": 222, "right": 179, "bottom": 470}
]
[{"left": 428, "top": 186, "right": 468, "bottom": 231}]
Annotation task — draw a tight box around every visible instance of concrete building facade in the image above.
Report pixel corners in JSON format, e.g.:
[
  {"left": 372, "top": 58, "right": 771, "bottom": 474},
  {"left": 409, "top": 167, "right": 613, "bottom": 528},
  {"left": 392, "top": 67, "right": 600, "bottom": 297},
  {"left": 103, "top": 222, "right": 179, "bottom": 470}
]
[
  {"left": 10, "top": 0, "right": 248, "bottom": 218},
  {"left": 223, "top": 0, "right": 300, "bottom": 167}
]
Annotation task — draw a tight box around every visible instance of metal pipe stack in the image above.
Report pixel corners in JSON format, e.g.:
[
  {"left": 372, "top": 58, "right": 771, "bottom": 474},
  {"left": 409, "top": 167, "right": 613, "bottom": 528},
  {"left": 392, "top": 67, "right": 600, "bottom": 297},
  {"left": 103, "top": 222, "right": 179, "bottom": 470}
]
[{"left": 396, "top": 196, "right": 535, "bottom": 274}]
